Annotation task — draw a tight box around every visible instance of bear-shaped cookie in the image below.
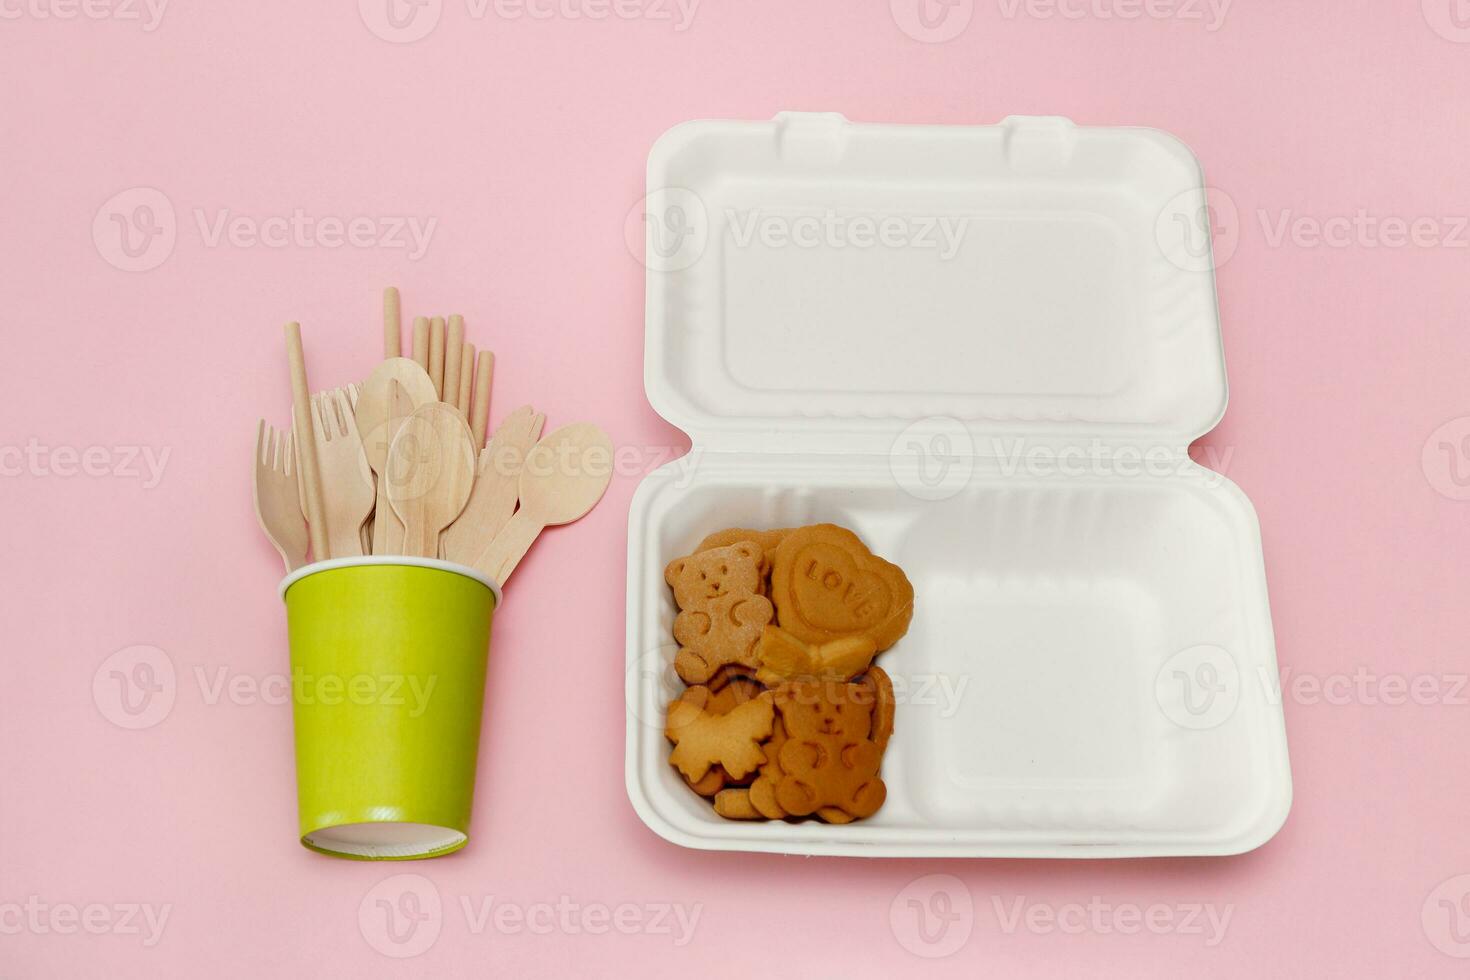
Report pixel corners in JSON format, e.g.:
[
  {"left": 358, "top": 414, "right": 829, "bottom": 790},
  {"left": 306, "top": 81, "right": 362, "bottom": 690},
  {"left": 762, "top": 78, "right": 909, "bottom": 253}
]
[
  {"left": 665, "top": 542, "right": 775, "bottom": 685},
  {"left": 773, "top": 678, "right": 887, "bottom": 821}
]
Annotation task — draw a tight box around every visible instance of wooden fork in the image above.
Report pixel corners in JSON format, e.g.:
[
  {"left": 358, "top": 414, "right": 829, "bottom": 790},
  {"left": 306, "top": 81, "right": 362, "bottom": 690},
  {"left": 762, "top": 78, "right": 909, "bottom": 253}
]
[
  {"left": 253, "top": 420, "right": 308, "bottom": 572},
  {"left": 303, "top": 384, "right": 375, "bottom": 558}
]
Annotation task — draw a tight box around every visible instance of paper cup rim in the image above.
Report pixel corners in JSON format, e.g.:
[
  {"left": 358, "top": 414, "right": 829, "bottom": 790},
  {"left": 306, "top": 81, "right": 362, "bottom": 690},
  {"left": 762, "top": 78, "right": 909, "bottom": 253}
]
[{"left": 279, "top": 556, "right": 502, "bottom": 606}]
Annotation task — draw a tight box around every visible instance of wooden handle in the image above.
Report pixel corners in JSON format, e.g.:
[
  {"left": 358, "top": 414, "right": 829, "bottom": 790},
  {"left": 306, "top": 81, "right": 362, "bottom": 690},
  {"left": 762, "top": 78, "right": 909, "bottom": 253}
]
[
  {"left": 402, "top": 514, "right": 437, "bottom": 559},
  {"left": 457, "top": 342, "right": 475, "bottom": 415},
  {"left": 470, "top": 350, "right": 494, "bottom": 447},
  {"left": 443, "top": 315, "right": 464, "bottom": 409},
  {"left": 473, "top": 509, "right": 542, "bottom": 585},
  {"left": 370, "top": 477, "right": 403, "bottom": 555},
  {"left": 411, "top": 316, "right": 429, "bottom": 369},
  {"left": 383, "top": 287, "right": 401, "bottom": 359},
  {"left": 285, "top": 322, "right": 329, "bottom": 561},
  {"left": 428, "top": 316, "right": 445, "bottom": 398}
]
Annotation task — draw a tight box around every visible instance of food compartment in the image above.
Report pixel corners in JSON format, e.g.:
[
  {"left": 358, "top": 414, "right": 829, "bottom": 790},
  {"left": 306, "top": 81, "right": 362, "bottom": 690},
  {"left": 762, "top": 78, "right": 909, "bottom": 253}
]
[{"left": 626, "top": 464, "right": 1289, "bottom": 855}]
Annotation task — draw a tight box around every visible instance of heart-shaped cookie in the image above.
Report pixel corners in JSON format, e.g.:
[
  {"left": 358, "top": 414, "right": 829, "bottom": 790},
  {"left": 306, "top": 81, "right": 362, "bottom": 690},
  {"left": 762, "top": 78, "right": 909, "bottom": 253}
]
[{"left": 769, "top": 524, "right": 913, "bottom": 652}]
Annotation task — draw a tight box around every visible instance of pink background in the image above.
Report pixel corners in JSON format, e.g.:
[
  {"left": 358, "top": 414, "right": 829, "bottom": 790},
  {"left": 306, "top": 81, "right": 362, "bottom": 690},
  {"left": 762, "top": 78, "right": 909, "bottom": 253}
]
[{"left": 4, "top": 1, "right": 1470, "bottom": 975}]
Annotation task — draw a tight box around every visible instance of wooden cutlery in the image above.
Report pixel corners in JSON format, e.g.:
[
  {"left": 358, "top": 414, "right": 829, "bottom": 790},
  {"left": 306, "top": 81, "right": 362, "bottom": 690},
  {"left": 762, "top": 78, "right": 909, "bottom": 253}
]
[
  {"left": 386, "top": 402, "right": 476, "bottom": 558},
  {"left": 357, "top": 358, "right": 439, "bottom": 555},
  {"left": 308, "top": 384, "right": 375, "bottom": 558},
  {"left": 253, "top": 420, "right": 308, "bottom": 572},
  {"left": 258, "top": 288, "right": 611, "bottom": 585},
  {"left": 470, "top": 422, "right": 613, "bottom": 585},
  {"left": 440, "top": 406, "right": 545, "bottom": 565}
]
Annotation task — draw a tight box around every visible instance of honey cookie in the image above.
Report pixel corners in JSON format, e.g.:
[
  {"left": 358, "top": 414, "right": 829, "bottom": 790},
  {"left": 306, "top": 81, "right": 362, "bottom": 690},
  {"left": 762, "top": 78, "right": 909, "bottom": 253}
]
[
  {"left": 677, "top": 678, "right": 770, "bottom": 796},
  {"left": 695, "top": 527, "right": 792, "bottom": 569},
  {"left": 666, "top": 692, "right": 775, "bottom": 784},
  {"left": 754, "top": 625, "right": 877, "bottom": 686},
  {"left": 769, "top": 524, "right": 913, "bottom": 652},
  {"left": 772, "top": 677, "right": 887, "bottom": 821},
  {"left": 747, "top": 713, "right": 790, "bottom": 819},
  {"left": 712, "top": 788, "right": 763, "bottom": 820},
  {"left": 856, "top": 665, "right": 896, "bottom": 753},
  {"left": 666, "top": 542, "right": 776, "bottom": 685}
]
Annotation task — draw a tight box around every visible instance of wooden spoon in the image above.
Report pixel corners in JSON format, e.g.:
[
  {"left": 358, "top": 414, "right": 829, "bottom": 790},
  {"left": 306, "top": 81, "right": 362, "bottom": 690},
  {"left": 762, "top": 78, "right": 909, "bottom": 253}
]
[
  {"left": 356, "top": 358, "right": 438, "bottom": 555},
  {"left": 387, "top": 402, "right": 476, "bottom": 558},
  {"left": 471, "top": 422, "right": 612, "bottom": 585}
]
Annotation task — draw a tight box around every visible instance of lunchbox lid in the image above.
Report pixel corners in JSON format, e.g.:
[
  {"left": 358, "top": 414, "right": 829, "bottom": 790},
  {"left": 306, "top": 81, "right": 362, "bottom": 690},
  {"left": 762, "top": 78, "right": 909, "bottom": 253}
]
[{"left": 641, "top": 113, "right": 1228, "bottom": 455}]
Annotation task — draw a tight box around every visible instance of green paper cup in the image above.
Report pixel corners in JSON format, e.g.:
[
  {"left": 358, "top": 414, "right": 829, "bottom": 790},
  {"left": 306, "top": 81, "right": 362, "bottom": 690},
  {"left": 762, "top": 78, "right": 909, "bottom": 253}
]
[{"left": 279, "top": 556, "right": 500, "bottom": 860}]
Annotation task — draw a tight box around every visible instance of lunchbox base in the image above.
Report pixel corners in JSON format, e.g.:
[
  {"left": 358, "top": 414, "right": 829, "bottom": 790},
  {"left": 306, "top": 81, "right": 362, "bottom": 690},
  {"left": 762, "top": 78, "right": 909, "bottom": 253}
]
[{"left": 625, "top": 459, "right": 1292, "bottom": 858}]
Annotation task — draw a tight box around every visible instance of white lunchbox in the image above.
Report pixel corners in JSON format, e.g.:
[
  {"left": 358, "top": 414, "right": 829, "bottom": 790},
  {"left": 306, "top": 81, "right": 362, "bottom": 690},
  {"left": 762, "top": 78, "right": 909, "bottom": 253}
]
[{"left": 624, "top": 113, "right": 1291, "bottom": 858}]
